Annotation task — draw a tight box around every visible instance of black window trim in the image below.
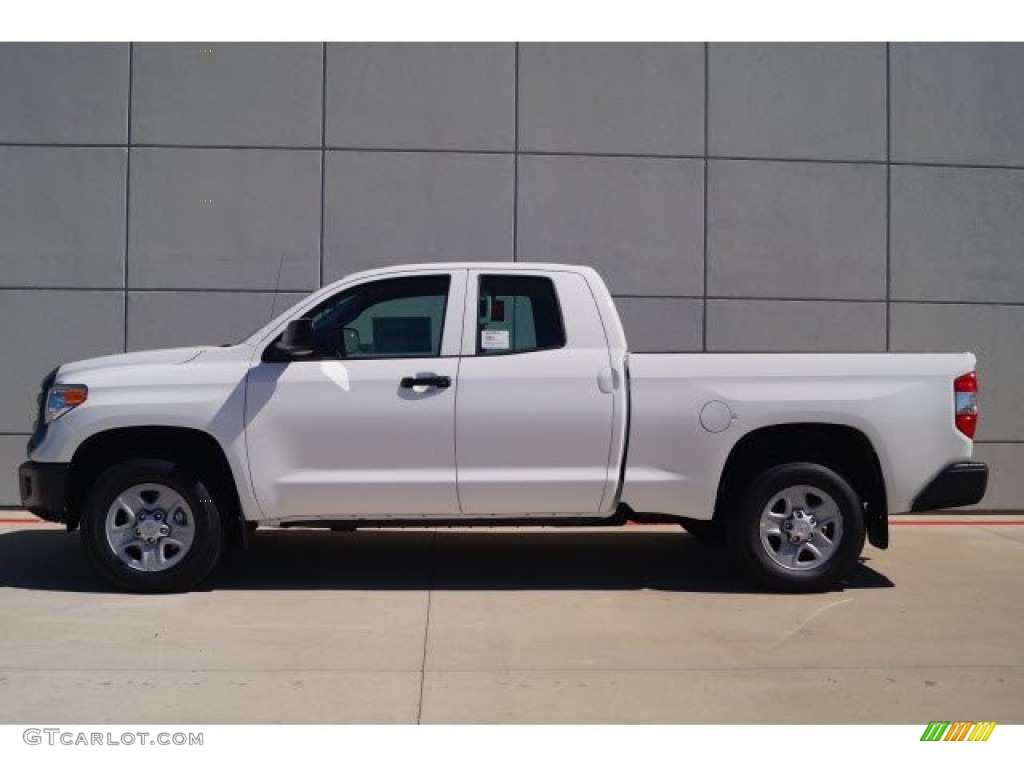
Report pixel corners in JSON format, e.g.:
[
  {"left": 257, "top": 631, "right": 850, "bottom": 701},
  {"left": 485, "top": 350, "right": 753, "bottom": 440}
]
[
  {"left": 473, "top": 273, "right": 567, "bottom": 357},
  {"left": 262, "top": 273, "right": 453, "bottom": 362}
]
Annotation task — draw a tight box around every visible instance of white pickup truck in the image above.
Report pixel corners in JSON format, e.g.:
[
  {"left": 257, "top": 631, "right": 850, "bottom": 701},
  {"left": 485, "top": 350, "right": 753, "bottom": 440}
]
[{"left": 18, "top": 263, "right": 988, "bottom": 593}]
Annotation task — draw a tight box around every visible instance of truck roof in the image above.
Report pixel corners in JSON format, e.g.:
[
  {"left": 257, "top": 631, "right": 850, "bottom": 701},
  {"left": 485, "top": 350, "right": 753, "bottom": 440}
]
[{"left": 333, "top": 262, "right": 598, "bottom": 286}]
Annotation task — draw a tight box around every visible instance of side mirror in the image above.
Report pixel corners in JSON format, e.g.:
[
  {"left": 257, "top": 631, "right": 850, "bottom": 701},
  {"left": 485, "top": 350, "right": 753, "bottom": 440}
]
[{"left": 274, "top": 318, "right": 316, "bottom": 359}]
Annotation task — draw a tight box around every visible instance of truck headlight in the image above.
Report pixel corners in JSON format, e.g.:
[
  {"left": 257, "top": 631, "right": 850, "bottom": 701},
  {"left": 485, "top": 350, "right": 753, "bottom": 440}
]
[{"left": 45, "top": 384, "right": 88, "bottom": 423}]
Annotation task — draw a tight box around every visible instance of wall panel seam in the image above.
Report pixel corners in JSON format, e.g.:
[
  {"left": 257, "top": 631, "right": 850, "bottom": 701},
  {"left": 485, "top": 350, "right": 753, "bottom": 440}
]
[
  {"left": 513, "top": 42, "right": 519, "bottom": 264},
  {"left": 885, "top": 41, "right": 892, "bottom": 352},
  {"left": 702, "top": 42, "right": 709, "bottom": 353},
  {"left": 123, "top": 41, "right": 134, "bottom": 354},
  {"left": 319, "top": 41, "right": 327, "bottom": 288},
  {"left": 3, "top": 140, "right": 1024, "bottom": 173}
]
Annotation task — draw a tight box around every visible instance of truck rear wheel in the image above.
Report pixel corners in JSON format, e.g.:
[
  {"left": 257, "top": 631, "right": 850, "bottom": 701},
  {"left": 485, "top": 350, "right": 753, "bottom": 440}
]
[
  {"left": 727, "top": 462, "right": 865, "bottom": 592},
  {"left": 80, "top": 458, "right": 224, "bottom": 593}
]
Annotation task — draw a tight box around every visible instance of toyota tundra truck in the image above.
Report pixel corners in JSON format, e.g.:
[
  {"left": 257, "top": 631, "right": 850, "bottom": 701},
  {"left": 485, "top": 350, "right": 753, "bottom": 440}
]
[{"left": 17, "top": 263, "right": 989, "bottom": 593}]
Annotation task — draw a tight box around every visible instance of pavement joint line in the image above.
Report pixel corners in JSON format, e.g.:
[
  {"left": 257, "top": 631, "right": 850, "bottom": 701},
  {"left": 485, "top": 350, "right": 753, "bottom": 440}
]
[
  {"left": 974, "top": 525, "right": 1024, "bottom": 550},
  {"left": 416, "top": 530, "right": 437, "bottom": 725}
]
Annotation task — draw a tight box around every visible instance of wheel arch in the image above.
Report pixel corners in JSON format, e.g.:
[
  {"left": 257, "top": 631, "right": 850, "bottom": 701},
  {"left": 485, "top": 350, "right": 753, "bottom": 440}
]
[
  {"left": 715, "top": 423, "right": 888, "bottom": 549},
  {"left": 66, "top": 426, "right": 241, "bottom": 531}
]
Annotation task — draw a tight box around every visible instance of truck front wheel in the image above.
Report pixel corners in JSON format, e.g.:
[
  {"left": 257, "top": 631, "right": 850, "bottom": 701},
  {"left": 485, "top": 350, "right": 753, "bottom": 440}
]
[
  {"left": 727, "top": 462, "right": 865, "bottom": 593},
  {"left": 80, "top": 458, "right": 224, "bottom": 593}
]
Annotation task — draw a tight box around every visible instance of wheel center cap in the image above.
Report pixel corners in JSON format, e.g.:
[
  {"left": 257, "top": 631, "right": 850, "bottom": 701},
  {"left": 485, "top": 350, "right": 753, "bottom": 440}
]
[
  {"left": 787, "top": 509, "right": 816, "bottom": 543},
  {"left": 137, "top": 518, "right": 167, "bottom": 541}
]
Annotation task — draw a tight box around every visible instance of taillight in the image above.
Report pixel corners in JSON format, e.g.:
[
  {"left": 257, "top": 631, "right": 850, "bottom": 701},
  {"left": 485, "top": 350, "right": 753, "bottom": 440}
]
[{"left": 954, "top": 371, "right": 978, "bottom": 439}]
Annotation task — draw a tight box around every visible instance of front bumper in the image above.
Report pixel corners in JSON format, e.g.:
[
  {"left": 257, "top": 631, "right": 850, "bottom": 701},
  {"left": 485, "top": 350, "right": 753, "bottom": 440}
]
[
  {"left": 911, "top": 461, "right": 989, "bottom": 512},
  {"left": 18, "top": 461, "right": 70, "bottom": 524}
]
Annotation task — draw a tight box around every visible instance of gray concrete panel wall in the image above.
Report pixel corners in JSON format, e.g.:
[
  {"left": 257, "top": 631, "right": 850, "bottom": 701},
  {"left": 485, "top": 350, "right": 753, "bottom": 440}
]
[
  {"left": 0, "top": 42, "right": 1021, "bottom": 509},
  {"left": 519, "top": 43, "right": 705, "bottom": 155},
  {"left": 323, "top": 151, "right": 514, "bottom": 280},
  {"left": 709, "top": 43, "right": 887, "bottom": 161},
  {"left": 0, "top": 147, "right": 126, "bottom": 288},
  {"left": 326, "top": 43, "right": 515, "bottom": 151},
  {"left": 0, "top": 44, "right": 129, "bottom": 144},
  {"left": 707, "top": 160, "right": 886, "bottom": 299},
  {"left": 131, "top": 43, "right": 323, "bottom": 147},
  {"left": 0, "top": 291, "right": 124, "bottom": 433},
  {"left": 128, "top": 148, "right": 322, "bottom": 290},
  {"left": 517, "top": 155, "right": 704, "bottom": 296},
  {"left": 890, "top": 43, "right": 1024, "bottom": 166}
]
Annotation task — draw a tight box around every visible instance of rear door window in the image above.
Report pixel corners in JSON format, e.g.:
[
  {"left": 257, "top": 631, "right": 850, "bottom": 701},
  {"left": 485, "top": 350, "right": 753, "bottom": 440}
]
[{"left": 476, "top": 275, "right": 566, "bottom": 355}]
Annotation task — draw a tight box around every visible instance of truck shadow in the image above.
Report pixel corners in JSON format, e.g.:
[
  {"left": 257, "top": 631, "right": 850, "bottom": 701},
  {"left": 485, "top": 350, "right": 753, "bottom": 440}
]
[{"left": 0, "top": 527, "right": 893, "bottom": 594}]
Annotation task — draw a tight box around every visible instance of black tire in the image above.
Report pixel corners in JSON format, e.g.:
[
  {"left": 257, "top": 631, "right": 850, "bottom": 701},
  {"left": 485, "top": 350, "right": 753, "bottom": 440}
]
[
  {"left": 726, "top": 462, "right": 865, "bottom": 593},
  {"left": 679, "top": 517, "right": 725, "bottom": 544},
  {"left": 80, "top": 458, "right": 225, "bottom": 593}
]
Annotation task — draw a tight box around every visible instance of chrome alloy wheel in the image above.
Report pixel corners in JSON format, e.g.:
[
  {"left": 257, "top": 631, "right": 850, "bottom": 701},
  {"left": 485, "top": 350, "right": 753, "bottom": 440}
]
[
  {"left": 758, "top": 484, "right": 844, "bottom": 571},
  {"left": 104, "top": 483, "right": 196, "bottom": 572}
]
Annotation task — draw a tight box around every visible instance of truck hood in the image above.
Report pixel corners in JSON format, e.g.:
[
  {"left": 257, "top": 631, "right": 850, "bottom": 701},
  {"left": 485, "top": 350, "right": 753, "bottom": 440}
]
[{"left": 57, "top": 345, "right": 243, "bottom": 379}]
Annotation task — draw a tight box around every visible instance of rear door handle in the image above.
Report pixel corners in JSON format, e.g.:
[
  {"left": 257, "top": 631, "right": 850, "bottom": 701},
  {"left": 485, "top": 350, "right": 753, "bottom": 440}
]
[{"left": 400, "top": 375, "right": 451, "bottom": 389}]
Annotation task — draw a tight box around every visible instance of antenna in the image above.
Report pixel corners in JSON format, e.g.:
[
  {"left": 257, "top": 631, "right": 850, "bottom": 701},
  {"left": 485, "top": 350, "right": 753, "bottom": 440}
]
[{"left": 267, "top": 251, "right": 286, "bottom": 322}]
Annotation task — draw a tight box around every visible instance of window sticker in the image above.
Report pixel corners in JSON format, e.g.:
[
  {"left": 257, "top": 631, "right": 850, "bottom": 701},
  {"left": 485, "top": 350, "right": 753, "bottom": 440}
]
[{"left": 481, "top": 329, "right": 510, "bottom": 350}]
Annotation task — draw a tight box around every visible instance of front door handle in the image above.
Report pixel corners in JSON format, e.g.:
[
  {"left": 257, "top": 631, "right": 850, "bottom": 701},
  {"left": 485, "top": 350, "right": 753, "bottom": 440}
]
[{"left": 400, "top": 375, "right": 451, "bottom": 389}]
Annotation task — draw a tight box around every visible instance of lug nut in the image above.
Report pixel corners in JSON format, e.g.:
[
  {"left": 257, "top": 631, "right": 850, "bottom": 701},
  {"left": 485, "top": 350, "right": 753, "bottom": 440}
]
[{"left": 159, "top": 526, "right": 169, "bottom": 535}]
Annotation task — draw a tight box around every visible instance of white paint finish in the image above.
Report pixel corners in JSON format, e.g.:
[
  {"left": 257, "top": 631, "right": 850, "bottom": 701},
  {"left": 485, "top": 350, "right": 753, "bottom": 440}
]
[
  {"left": 32, "top": 343, "right": 261, "bottom": 520},
  {"left": 239, "top": 269, "right": 467, "bottom": 520},
  {"left": 622, "top": 353, "right": 977, "bottom": 519},
  {"left": 245, "top": 356, "right": 460, "bottom": 520},
  {"left": 454, "top": 268, "right": 626, "bottom": 518},
  {"left": 29, "top": 262, "right": 981, "bottom": 529},
  {"left": 33, "top": 345, "right": 249, "bottom": 462},
  {"left": 455, "top": 349, "right": 617, "bottom": 518}
]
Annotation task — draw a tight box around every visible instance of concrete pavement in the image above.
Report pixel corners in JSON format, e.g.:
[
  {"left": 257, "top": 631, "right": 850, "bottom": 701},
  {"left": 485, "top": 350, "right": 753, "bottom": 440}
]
[{"left": 0, "top": 517, "right": 1021, "bottom": 723}]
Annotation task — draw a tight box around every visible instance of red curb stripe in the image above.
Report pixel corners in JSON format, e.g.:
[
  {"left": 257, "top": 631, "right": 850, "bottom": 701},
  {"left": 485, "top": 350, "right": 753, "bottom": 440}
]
[
  {"left": 626, "top": 521, "right": 674, "bottom": 526},
  {"left": 891, "top": 520, "right": 1024, "bottom": 526},
  {"left": 0, "top": 518, "right": 43, "bottom": 523}
]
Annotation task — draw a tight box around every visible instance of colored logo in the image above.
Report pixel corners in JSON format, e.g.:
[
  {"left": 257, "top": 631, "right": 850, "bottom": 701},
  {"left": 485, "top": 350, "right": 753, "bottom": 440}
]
[{"left": 920, "top": 721, "right": 996, "bottom": 741}]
